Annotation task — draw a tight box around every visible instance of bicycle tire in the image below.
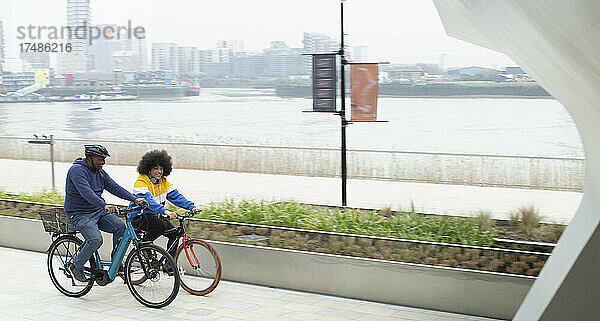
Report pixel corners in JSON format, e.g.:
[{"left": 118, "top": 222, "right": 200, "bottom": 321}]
[
  {"left": 126, "top": 268, "right": 147, "bottom": 285},
  {"left": 47, "top": 235, "right": 95, "bottom": 297},
  {"left": 124, "top": 243, "right": 180, "bottom": 308},
  {"left": 174, "top": 239, "right": 222, "bottom": 296},
  {"left": 120, "top": 264, "right": 147, "bottom": 285},
  {"left": 122, "top": 261, "right": 147, "bottom": 285}
]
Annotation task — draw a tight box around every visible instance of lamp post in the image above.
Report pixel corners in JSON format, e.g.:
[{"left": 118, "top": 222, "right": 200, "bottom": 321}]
[
  {"left": 339, "top": 0, "right": 348, "bottom": 207},
  {"left": 28, "top": 134, "right": 55, "bottom": 191}
]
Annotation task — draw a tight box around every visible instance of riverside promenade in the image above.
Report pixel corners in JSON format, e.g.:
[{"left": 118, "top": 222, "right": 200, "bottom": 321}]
[
  {"left": 0, "top": 158, "right": 581, "bottom": 223},
  {"left": 0, "top": 246, "right": 499, "bottom": 321}
]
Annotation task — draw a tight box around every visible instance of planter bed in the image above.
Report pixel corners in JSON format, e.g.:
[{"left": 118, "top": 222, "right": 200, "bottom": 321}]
[
  {"left": 0, "top": 199, "right": 549, "bottom": 277},
  {"left": 186, "top": 218, "right": 549, "bottom": 276}
]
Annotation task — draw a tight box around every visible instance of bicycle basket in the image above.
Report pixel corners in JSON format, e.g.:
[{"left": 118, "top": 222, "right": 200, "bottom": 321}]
[{"left": 38, "top": 208, "right": 76, "bottom": 233}]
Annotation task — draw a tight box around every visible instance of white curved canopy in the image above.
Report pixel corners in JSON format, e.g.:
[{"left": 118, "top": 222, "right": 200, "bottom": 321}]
[{"left": 434, "top": 1, "right": 600, "bottom": 320}]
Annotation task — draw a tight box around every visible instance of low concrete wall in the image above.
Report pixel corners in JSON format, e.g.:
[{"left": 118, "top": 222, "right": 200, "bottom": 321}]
[
  {"left": 0, "top": 215, "right": 115, "bottom": 258},
  {"left": 2, "top": 215, "right": 532, "bottom": 319},
  {"left": 213, "top": 242, "right": 532, "bottom": 320}
]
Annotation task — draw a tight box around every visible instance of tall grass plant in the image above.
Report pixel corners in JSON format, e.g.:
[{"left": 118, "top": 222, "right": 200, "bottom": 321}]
[{"left": 197, "top": 199, "right": 497, "bottom": 246}]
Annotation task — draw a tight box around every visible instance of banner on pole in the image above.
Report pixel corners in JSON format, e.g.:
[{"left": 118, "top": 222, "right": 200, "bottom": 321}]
[
  {"left": 350, "top": 63, "right": 379, "bottom": 121},
  {"left": 312, "top": 54, "right": 337, "bottom": 111}
]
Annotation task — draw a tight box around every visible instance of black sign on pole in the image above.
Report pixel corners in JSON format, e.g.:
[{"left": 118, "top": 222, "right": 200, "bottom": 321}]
[{"left": 312, "top": 54, "right": 337, "bottom": 112}]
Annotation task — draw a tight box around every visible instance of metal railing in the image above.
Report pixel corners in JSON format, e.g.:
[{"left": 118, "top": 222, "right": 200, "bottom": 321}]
[{"left": 0, "top": 136, "right": 585, "bottom": 191}]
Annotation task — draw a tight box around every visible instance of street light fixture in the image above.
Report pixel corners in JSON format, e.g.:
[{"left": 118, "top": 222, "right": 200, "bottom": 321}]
[{"left": 28, "top": 134, "right": 55, "bottom": 191}]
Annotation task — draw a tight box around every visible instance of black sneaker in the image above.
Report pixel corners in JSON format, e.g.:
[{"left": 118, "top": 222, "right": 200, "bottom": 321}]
[{"left": 69, "top": 263, "right": 88, "bottom": 282}]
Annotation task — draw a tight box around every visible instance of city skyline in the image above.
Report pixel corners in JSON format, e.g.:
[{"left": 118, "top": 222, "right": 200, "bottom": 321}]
[{"left": 0, "top": 0, "right": 517, "bottom": 71}]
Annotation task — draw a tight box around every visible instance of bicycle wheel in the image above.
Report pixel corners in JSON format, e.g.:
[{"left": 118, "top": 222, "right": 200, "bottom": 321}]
[
  {"left": 174, "top": 239, "right": 222, "bottom": 296},
  {"left": 124, "top": 244, "right": 180, "bottom": 308},
  {"left": 127, "top": 265, "right": 147, "bottom": 285},
  {"left": 47, "top": 235, "right": 95, "bottom": 297},
  {"left": 120, "top": 253, "right": 146, "bottom": 285}
]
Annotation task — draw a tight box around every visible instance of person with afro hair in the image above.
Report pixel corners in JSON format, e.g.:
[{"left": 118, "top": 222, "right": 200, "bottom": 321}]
[{"left": 127, "top": 150, "right": 201, "bottom": 258}]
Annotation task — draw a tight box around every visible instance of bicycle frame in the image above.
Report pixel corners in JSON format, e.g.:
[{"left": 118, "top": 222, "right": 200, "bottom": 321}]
[
  {"left": 77, "top": 213, "right": 144, "bottom": 281},
  {"left": 148, "top": 213, "right": 202, "bottom": 269},
  {"left": 129, "top": 210, "right": 221, "bottom": 296},
  {"left": 94, "top": 219, "right": 136, "bottom": 279},
  {"left": 181, "top": 235, "right": 201, "bottom": 269}
]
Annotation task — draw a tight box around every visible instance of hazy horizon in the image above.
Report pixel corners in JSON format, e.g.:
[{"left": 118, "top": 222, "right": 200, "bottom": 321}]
[{"left": 0, "top": 0, "right": 517, "bottom": 71}]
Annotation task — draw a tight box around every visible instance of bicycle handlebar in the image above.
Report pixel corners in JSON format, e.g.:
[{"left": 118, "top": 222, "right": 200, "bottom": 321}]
[
  {"left": 160, "top": 208, "right": 201, "bottom": 220},
  {"left": 118, "top": 204, "right": 148, "bottom": 217},
  {"left": 179, "top": 209, "right": 198, "bottom": 218}
]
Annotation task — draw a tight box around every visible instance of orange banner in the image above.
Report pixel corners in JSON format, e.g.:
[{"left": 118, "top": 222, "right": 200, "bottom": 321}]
[{"left": 350, "top": 63, "right": 379, "bottom": 122}]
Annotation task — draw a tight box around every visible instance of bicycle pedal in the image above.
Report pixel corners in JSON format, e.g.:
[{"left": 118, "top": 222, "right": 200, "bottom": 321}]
[{"left": 67, "top": 275, "right": 89, "bottom": 285}]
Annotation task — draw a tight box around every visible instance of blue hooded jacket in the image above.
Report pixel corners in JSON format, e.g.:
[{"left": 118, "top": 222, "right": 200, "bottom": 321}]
[{"left": 64, "top": 157, "right": 137, "bottom": 216}]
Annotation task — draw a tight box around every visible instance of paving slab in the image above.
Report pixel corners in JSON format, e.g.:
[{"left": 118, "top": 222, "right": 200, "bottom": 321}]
[{"left": 0, "top": 246, "right": 500, "bottom": 321}]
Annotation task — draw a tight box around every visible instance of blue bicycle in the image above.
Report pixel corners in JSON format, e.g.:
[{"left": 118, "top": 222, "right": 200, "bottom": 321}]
[{"left": 40, "top": 206, "right": 180, "bottom": 308}]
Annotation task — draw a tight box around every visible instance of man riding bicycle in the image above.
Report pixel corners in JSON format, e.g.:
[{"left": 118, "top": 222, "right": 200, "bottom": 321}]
[{"left": 64, "top": 144, "right": 147, "bottom": 282}]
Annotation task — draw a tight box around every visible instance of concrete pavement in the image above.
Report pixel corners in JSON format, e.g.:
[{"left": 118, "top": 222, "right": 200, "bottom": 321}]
[
  {"left": 0, "top": 246, "right": 499, "bottom": 321},
  {"left": 0, "top": 158, "right": 581, "bottom": 223}
]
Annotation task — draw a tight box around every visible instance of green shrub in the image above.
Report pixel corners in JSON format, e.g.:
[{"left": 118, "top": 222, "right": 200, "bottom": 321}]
[
  {"left": 509, "top": 205, "right": 543, "bottom": 234},
  {"left": 520, "top": 205, "right": 543, "bottom": 233},
  {"left": 542, "top": 222, "right": 566, "bottom": 243},
  {"left": 379, "top": 205, "right": 393, "bottom": 217},
  {"left": 473, "top": 210, "right": 494, "bottom": 231},
  {"left": 192, "top": 199, "right": 498, "bottom": 247},
  {"left": 1, "top": 191, "right": 499, "bottom": 247},
  {"left": 0, "top": 189, "right": 65, "bottom": 204}
]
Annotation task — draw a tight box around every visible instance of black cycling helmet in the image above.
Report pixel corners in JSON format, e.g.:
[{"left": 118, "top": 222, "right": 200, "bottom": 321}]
[{"left": 84, "top": 144, "right": 110, "bottom": 158}]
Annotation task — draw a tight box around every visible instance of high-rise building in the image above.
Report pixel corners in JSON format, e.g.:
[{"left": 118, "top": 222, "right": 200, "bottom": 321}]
[
  {"left": 231, "top": 52, "right": 266, "bottom": 78},
  {"left": 0, "top": 21, "right": 5, "bottom": 65},
  {"left": 178, "top": 46, "right": 198, "bottom": 75},
  {"left": 151, "top": 42, "right": 178, "bottom": 74},
  {"left": 353, "top": 46, "right": 368, "bottom": 62},
  {"left": 57, "top": 53, "right": 88, "bottom": 74},
  {"left": 302, "top": 32, "right": 338, "bottom": 53},
  {"left": 302, "top": 32, "right": 338, "bottom": 73},
  {"left": 20, "top": 52, "right": 51, "bottom": 71},
  {"left": 91, "top": 24, "right": 122, "bottom": 71},
  {"left": 209, "top": 47, "right": 233, "bottom": 64},
  {"left": 122, "top": 36, "right": 148, "bottom": 71},
  {"left": 210, "top": 40, "right": 244, "bottom": 65},
  {"left": 133, "top": 38, "right": 148, "bottom": 71},
  {"left": 91, "top": 24, "right": 147, "bottom": 72},
  {"left": 263, "top": 41, "right": 304, "bottom": 77},
  {"left": 112, "top": 51, "right": 137, "bottom": 72},
  {"left": 195, "top": 49, "right": 212, "bottom": 74},
  {"left": 216, "top": 40, "right": 244, "bottom": 52},
  {"left": 67, "top": 0, "right": 91, "bottom": 70},
  {"left": 0, "top": 20, "right": 4, "bottom": 84},
  {"left": 67, "top": 0, "right": 91, "bottom": 55}
]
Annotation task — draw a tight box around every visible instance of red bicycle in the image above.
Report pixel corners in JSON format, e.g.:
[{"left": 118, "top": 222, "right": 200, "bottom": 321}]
[{"left": 131, "top": 210, "right": 222, "bottom": 296}]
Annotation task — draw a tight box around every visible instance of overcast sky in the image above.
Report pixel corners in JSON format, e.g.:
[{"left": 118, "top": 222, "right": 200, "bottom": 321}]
[{"left": 0, "top": 0, "right": 517, "bottom": 70}]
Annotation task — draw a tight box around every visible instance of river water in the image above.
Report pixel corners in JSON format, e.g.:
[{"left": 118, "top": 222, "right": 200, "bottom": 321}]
[{"left": 0, "top": 88, "right": 583, "bottom": 158}]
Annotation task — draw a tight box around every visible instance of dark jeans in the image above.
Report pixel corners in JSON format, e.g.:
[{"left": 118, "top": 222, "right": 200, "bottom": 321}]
[
  {"left": 67, "top": 208, "right": 125, "bottom": 270},
  {"left": 132, "top": 214, "right": 179, "bottom": 258}
]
